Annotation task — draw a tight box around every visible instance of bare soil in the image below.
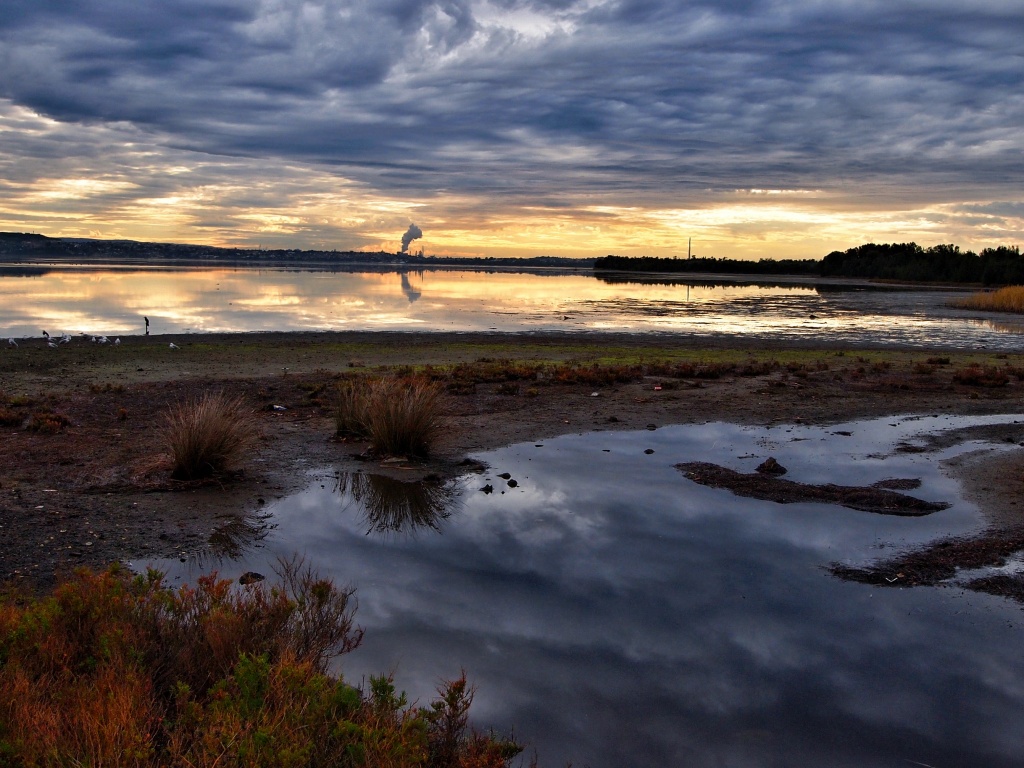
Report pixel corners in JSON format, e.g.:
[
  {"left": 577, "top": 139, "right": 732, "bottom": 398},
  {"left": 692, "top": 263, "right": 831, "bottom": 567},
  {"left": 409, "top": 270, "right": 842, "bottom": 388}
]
[{"left": 2, "top": 330, "right": 1023, "bottom": 593}]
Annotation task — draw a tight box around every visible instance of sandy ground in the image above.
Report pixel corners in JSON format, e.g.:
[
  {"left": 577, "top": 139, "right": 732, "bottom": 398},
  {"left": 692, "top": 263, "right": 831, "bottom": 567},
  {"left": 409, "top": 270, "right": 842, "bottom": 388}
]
[{"left": 1, "top": 330, "right": 1023, "bottom": 592}]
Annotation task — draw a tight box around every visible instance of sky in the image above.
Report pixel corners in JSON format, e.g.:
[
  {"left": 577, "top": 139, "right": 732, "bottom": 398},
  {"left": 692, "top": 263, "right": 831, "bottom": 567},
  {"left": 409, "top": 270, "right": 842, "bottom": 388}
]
[{"left": 0, "top": 0, "right": 1022, "bottom": 260}]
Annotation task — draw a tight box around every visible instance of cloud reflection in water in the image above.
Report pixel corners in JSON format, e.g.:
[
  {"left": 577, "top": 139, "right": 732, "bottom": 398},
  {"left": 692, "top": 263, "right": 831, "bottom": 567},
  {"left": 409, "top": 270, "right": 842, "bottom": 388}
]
[{"left": 149, "top": 416, "right": 1024, "bottom": 767}]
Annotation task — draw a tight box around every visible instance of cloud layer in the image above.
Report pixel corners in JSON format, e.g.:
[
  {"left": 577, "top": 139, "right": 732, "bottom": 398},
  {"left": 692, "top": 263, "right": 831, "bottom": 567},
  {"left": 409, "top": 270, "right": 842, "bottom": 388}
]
[{"left": 1, "top": 0, "right": 1022, "bottom": 256}]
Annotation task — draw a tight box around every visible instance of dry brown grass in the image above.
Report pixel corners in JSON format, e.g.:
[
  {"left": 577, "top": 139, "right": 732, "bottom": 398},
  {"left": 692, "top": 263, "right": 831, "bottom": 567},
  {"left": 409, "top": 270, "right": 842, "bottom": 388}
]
[
  {"left": 335, "top": 377, "right": 370, "bottom": 437},
  {"left": 163, "top": 390, "right": 260, "bottom": 480},
  {"left": 953, "top": 365, "right": 1010, "bottom": 387},
  {"left": 364, "top": 377, "right": 445, "bottom": 457},
  {"left": 336, "top": 376, "right": 445, "bottom": 457},
  {"left": 956, "top": 286, "right": 1024, "bottom": 314}
]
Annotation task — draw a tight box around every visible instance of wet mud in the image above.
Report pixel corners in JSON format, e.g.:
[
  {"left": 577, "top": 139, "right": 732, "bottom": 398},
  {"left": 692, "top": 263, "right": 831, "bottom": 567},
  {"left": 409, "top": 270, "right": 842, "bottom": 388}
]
[
  {"left": 830, "top": 528, "right": 1024, "bottom": 605},
  {"left": 676, "top": 461, "right": 949, "bottom": 515}
]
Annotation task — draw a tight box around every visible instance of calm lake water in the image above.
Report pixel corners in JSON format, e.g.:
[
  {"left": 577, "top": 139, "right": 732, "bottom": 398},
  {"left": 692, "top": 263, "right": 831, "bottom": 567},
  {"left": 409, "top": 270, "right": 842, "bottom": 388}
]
[
  {"left": 150, "top": 414, "right": 1024, "bottom": 768},
  {"left": 1, "top": 262, "right": 1022, "bottom": 348}
]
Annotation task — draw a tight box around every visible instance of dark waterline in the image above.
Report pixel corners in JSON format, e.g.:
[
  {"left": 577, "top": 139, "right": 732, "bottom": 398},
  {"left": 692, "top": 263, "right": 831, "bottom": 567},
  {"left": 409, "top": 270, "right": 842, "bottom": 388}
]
[{"left": 149, "top": 415, "right": 1024, "bottom": 768}]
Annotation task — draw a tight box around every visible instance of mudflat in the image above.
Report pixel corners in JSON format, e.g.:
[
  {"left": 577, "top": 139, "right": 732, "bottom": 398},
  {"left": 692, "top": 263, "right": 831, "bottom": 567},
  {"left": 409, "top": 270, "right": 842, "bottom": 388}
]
[{"left": 1, "top": 330, "right": 1022, "bottom": 592}]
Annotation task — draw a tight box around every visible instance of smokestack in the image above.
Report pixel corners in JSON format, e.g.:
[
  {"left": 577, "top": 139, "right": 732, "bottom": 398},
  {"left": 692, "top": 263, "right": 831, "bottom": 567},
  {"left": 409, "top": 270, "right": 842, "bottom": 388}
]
[{"left": 401, "top": 224, "right": 423, "bottom": 254}]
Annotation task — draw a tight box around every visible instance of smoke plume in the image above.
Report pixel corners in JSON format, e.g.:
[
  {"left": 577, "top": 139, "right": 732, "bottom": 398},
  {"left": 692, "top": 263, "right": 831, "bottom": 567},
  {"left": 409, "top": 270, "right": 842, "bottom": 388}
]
[{"left": 401, "top": 223, "right": 423, "bottom": 253}]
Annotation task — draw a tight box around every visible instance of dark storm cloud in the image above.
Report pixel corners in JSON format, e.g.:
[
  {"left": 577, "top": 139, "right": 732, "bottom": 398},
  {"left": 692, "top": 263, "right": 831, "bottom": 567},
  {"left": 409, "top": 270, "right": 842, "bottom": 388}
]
[{"left": 1, "top": 0, "right": 1022, "bottom": 208}]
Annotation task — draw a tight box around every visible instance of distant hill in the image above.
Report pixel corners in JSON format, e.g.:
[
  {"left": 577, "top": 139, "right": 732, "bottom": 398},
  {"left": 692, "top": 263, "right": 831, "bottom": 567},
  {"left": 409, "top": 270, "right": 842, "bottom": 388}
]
[{"left": 0, "top": 232, "right": 595, "bottom": 271}]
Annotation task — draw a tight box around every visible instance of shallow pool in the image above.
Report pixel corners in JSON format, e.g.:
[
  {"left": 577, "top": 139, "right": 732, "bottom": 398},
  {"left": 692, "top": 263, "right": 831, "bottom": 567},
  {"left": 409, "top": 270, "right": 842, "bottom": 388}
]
[{"left": 148, "top": 414, "right": 1024, "bottom": 767}]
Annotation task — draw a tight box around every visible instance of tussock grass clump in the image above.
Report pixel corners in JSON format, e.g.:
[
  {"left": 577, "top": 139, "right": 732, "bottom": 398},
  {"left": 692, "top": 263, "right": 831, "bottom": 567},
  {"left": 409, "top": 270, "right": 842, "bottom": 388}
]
[
  {"left": 956, "top": 286, "right": 1024, "bottom": 314},
  {"left": 335, "top": 378, "right": 370, "bottom": 437},
  {"left": 26, "top": 410, "right": 70, "bottom": 433},
  {"left": 0, "top": 406, "right": 22, "bottom": 427},
  {"left": 336, "top": 376, "right": 445, "bottom": 457},
  {"left": 953, "top": 365, "right": 1010, "bottom": 387},
  {"left": 0, "top": 563, "right": 522, "bottom": 767},
  {"left": 164, "top": 390, "right": 259, "bottom": 480},
  {"left": 363, "top": 377, "right": 445, "bottom": 457}
]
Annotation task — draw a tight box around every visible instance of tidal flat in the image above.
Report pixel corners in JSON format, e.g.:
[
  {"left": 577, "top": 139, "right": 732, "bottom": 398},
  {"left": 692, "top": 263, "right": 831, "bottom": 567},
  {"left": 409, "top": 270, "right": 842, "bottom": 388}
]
[
  {"left": 1, "top": 330, "right": 1023, "bottom": 589},
  {"left": 3, "top": 329, "right": 1024, "bottom": 765}
]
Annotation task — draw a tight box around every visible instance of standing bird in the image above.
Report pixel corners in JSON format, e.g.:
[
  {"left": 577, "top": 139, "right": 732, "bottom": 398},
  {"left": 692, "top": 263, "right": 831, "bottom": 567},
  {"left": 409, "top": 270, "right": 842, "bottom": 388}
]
[
  {"left": 144, "top": 316, "right": 150, "bottom": 336},
  {"left": 113, "top": 338, "right": 121, "bottom": 346},
  {"left": 42, "top": 330, "right": 49, "bottom": 340},
  {"left": 168, "top": 342, "right": 179, "bottom": 350},
  {"left": 7, "top": 338, "right": 17, "bottom": 348}
]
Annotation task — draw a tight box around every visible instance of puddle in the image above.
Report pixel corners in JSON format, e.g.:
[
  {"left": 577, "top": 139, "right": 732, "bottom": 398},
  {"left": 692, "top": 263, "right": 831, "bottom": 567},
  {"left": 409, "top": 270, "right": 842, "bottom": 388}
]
[{"left": 145, "top": 414, "right": 1024, "bottom": 767}]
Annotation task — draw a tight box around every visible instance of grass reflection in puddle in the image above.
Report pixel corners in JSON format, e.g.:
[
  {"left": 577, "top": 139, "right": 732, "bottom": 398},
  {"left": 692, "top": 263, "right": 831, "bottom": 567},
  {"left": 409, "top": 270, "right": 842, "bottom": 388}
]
[{"left": 335, "top": 472, "right": 462, "bottom": 535}]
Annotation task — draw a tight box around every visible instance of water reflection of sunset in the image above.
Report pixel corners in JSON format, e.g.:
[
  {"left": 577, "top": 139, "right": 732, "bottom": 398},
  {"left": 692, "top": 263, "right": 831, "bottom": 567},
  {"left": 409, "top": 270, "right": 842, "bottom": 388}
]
[{"left": 0, "top": 264, "right": 1021, "bottom": 350}]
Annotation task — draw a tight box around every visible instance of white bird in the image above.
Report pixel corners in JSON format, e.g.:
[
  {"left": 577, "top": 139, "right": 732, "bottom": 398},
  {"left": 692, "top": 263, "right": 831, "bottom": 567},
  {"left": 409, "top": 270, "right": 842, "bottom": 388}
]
[
  {"left": 47, "top": 340, "right": 57, "bottom": 349},
  {"left": 7, "top": 338, "right": 17, "bottom": 348},
  {"left": 59, "top": 333, "right": 71, "bottom": 344},
  {"left": 113, "top": 337, "right": 120, "bottom": 345},
  {"left": 169, "top": 343, "right": 179, "bottom": 350},
  {"left": 98, "top": 335, "right": 109, "bottom": 345}
]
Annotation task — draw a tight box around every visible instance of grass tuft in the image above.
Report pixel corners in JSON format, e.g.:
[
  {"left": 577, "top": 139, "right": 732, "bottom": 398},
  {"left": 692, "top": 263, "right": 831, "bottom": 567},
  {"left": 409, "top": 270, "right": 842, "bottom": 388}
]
[
  {"left": 364, "top": 377, "right": 445, "bottom": 457},
  {"left": 0, "top": 407, "right": 22, "bottom": 427},
  {"left": 953, "top": 365, "right": 1010, "bottom": 387},
  {"left": 334, "top": 378, "right": 370, "bottom": 437},
  {"left": 26, "top": 410, "right": 70, "bottom": 433},
  {"left": 164, "top": 390, "right": 259, "bottom": 480},
  {"left": 335, "top": 376, "right": 445, "bottom": 457}
]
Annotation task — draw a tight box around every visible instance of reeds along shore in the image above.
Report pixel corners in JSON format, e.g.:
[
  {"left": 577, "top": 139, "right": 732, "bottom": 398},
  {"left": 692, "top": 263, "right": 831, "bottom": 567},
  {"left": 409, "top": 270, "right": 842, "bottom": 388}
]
[{"left": 957, "top": 285, "right": 1024, "bottom": 314}]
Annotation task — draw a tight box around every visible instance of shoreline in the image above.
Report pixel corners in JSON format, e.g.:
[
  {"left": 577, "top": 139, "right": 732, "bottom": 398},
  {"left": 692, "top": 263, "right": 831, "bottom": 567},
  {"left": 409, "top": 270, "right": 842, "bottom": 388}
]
[{"left": 2, "top": 329, "right": 1023, "bottom": 592}]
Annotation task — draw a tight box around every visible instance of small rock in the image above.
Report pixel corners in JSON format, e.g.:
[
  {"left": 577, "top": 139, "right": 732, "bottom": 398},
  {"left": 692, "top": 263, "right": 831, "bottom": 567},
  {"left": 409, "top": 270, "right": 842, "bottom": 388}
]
[
  {"left": 497, "top": 472, "right": 512, "bottom": 479},
  {"left": 756, "top": 457, "right": 787, "bottom": 475},
  {"left": 646, "top": 424, "right": 657, "bottom": 431},
  {"left": 644, "top": 449, "right": 655, "bottom": 455},
  {"left": 481, "top": 484, "right": 494, "bottom": 494},
  {"left": 507, "top": 479, "right": 518, "bottom": 488},
  {"left": 591, "top": 392, "right": 600, "bottom": 397},
  {"left": 271, "top": 404, "right": 287, "bottom": 411},
  {"left": 607, "top": 416, "right": 619, "bottom": 423},
  {"left": 239, "top": 572, "right": 265, "bottom": 586}
]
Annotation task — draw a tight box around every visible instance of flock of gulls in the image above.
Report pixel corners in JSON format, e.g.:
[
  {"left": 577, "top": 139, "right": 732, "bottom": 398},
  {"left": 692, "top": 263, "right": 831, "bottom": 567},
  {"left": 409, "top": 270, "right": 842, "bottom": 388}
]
[
  {"left": 7, "top": 330, "right": 122, "bottom": 348},
  {"left": 7, "top": 317, "right": 180, "bottom": 350}
]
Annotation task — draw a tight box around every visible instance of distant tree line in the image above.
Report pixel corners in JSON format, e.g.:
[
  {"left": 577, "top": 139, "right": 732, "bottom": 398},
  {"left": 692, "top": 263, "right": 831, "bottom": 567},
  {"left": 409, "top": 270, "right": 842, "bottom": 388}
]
[
  {"left": 593, "top": 254, "right": 819, "bottom": 276},
  {"left": 595, "top": 243, "right": 1024, "bottom": 285},
  {"left": 819, "top": 243, "right": 1023, "bottom": 284}
]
